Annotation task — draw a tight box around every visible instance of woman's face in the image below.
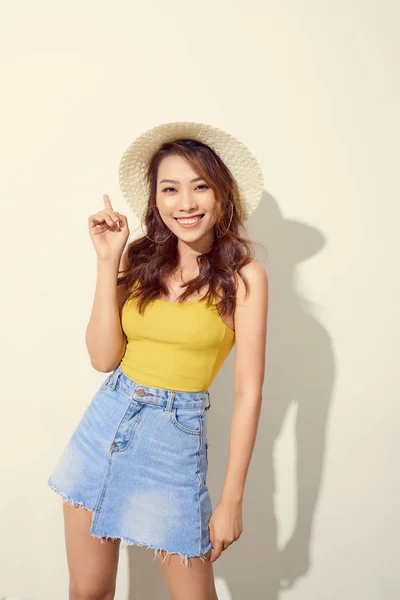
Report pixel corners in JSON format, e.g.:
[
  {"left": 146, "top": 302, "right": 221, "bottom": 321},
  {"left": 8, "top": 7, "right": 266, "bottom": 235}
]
[{"left": 156, "top": 155, "right": 217, "bottom": 246}]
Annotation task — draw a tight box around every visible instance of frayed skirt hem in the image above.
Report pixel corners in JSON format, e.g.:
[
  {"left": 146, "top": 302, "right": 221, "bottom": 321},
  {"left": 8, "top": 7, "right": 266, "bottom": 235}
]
[{"left": 47, "top": 478, "right": 212, "bottom": 567}]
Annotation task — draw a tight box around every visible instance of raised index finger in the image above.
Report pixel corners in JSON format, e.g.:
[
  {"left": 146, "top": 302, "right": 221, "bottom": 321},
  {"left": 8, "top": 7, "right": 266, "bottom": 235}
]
[{"left": 103, "top": 194, "right": 113, "bottom": 211}]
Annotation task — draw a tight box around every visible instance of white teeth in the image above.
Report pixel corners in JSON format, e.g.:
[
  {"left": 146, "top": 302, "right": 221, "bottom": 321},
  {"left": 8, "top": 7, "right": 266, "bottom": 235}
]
[{"left": 176, "top": 215, "right": 203, "bottom": 224}]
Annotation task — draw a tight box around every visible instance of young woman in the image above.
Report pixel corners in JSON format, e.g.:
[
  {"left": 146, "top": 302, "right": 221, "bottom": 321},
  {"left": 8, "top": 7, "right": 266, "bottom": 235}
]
[{"left": 48, "top": 121, "right": 269, "bottom": 600}]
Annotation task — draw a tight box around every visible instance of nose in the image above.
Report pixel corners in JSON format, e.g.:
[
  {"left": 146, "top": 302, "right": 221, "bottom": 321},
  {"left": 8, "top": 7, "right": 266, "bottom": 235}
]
[{"left": 178, "top": 188, "right": 200, "bottom": 213}]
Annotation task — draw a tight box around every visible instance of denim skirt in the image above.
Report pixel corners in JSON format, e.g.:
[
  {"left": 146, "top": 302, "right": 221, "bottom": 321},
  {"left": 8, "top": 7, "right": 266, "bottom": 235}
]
[{"left": 47, "top": 365, "right": 212, "bottom": 566}]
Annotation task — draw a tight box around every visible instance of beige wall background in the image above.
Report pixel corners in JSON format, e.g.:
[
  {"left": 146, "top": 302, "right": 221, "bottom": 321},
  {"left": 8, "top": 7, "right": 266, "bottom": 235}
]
[{"left": 1, "top": 1, "right": 399, "bottom": 599}]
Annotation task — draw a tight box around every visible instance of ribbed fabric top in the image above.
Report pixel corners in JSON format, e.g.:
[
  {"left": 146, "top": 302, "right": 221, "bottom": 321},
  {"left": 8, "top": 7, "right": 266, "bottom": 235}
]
[{"left": 119, "top": 285, "right": 235, "bottom": 392}]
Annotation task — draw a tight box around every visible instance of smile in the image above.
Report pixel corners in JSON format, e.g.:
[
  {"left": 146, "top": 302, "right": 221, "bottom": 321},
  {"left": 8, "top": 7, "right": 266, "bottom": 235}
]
[{"left": 174, "top": 215, "right": 205, "bottom": 227}]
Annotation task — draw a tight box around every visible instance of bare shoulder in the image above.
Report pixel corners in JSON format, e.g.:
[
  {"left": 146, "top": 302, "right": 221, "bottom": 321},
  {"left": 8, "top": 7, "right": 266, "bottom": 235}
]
[{"left": 235, "top": 259, "right": 269, "bottom": 306}]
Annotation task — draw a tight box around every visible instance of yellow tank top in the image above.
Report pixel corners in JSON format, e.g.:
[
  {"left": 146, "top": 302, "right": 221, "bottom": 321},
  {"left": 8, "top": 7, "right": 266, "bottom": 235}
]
[{"left": 119, "top": 286, "right": 235, "bottom": 392}]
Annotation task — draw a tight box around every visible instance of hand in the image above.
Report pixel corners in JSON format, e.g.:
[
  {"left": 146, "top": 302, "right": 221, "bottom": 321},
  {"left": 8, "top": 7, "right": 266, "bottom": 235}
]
[
  {"left": 88, "top": 194, "right": 130, "bottom": 262},
  {"left": 208, "top": 499, "right": 243, "bottom": 563}
]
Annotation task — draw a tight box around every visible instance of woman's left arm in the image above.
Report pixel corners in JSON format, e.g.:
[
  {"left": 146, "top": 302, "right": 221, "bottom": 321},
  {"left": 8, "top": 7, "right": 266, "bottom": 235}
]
[{"left": 209, "top": 260, "right": 269, "bottom": 563}]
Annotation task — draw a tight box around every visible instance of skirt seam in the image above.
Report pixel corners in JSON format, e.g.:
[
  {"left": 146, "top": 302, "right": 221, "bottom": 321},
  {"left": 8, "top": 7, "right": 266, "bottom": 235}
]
[
  {"left": 91, "top": 393, "right": 135, "bottom": 526},
  {"left": 91, "top": 458, "right": 113, "bottom": 530},
  {"left": 196, "top": 411, "right": 203, "bottom": 556}
]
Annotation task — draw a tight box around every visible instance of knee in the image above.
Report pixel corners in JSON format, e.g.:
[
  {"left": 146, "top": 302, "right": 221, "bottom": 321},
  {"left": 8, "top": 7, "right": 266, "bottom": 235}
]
[{"left": 69, "top": 582, "right": 116, "bottom": 600}]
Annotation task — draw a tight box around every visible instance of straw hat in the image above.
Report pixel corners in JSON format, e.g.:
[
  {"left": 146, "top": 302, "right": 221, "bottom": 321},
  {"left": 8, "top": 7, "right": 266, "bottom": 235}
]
[{"left": 118, "top": 121, "right": 264, "bottom": 221}]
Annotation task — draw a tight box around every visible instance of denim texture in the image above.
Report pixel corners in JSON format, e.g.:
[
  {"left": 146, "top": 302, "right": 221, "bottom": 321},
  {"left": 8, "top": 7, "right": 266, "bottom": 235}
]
[{"left": 47, "top": 365, "right": 212, "bottom": 566}]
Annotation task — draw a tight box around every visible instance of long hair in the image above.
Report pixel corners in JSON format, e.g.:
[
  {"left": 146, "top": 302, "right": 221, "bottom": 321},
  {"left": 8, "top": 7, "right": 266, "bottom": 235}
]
[{"left": 117, "top": 138, "right": 257, "bottom": 319}]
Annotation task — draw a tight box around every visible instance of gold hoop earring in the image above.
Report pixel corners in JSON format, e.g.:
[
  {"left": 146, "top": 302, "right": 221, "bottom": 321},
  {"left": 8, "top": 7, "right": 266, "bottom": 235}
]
[
  {"left": 216, "top": 201, "right": 234, "bottom": 238},
  {"left": 140, "top": 205, "right": 173, "bottom": 244}
]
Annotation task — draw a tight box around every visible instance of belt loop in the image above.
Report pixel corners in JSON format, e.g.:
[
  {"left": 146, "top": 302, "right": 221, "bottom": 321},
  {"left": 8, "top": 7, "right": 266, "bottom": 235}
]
[
  {"left": 109, "top": 367, "right": 122, "bottom": 390},
  {"left": 205, "top": 390, "right": 211, "bottom": 411},
  {"left": 165, "top": 390, "right": 175, "bottom": 413}
]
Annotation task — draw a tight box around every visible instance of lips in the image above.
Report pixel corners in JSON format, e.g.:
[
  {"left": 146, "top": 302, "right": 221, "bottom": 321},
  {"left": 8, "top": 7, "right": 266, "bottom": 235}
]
[
  {"left": 174, "top": 214, "right": 204, "bottom": 221},
  {"left": 174, "top": 214, "right": 205, "bottom": 228}
]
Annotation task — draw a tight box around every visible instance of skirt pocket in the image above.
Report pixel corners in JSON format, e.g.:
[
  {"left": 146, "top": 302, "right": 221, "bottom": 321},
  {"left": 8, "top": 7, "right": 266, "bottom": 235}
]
[{"left": 170, "top": 407, "right": 202, "bottom": 436}]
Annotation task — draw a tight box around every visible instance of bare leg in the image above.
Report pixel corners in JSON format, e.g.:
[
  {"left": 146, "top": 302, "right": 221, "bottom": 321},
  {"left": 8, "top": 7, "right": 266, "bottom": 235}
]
[
  {"left": 62, "top": 502, "right": 121, "bottom": 599},
  {"left": 156, "top": 547, "right": 218, "bottom": 600}
]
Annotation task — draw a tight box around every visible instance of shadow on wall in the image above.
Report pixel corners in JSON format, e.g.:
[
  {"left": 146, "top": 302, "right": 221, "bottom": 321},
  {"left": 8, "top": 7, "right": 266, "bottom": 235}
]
[{"left": 121, "top": 190, "right": 336, "bottom": 599}]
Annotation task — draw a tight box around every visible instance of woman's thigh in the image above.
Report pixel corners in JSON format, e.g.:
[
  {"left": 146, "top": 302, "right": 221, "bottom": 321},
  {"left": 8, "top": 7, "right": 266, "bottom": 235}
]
[
  {"left": 155, "top": 548, "right": 218, "bottom": 600},
  {"left": 62, "top": 503, "right": 121, "bottom": 597}
]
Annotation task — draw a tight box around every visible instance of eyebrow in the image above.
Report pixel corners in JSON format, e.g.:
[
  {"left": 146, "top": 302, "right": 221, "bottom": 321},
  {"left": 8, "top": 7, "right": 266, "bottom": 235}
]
[{"left": 159, "top": 177, "right": 204, "bottom": 184}]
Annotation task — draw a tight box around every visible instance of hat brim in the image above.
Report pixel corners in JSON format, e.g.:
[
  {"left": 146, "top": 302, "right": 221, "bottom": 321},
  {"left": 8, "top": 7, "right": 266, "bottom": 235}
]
[{"left": 118, "top": 121, "right": 264, "bottom": 221}]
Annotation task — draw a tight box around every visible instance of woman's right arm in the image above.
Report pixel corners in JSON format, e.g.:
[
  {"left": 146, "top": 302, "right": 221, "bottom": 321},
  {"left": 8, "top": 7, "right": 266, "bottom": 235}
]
[
  {"left": 85, "top": 194, "right": 130, "bottom": 372},
  {"left": 85, "top": 251, "right": 129, "bottom": 372}
]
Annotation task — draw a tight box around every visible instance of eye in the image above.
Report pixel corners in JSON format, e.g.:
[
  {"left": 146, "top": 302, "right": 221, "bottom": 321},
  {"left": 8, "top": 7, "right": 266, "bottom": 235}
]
[{"left": 161, "top": 184, "right": 209, "bottom": 193}]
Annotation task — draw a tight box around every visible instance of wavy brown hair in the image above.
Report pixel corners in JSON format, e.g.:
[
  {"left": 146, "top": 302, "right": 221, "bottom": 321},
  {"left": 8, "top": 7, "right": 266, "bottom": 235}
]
[{"left": 117, "top": 138, "right": 258, "bottom": 319}]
